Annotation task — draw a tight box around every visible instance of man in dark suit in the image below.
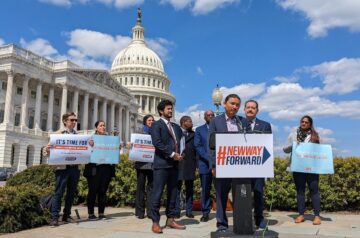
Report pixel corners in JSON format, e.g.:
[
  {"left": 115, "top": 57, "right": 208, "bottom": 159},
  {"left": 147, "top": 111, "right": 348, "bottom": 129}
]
[
  {"left": 175, "top": 116, "right": 197, "bottom": 218},
  {"left": 194, "top": 110, "right": 215, "bottom": 222},
  {"left": 242, "top": 99, "right": 272, "bottom": 230},
  {"left": 150, "top": 100, "right": 186, "bottom": 234},
  {"left": 208, "top": 94, "right": 244, "bottom": 233}
]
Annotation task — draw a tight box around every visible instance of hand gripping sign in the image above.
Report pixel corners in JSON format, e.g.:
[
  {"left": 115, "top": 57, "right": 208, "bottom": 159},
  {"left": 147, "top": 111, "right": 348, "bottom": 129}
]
[
  {"left": 216, "top": 134, "right": 274, "bottom": 178},
  {"left": 49, "top": 134, "right": 92, "bottom": 165}
]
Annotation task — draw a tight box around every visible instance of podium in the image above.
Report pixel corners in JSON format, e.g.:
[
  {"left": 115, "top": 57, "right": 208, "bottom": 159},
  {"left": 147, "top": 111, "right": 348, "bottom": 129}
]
[{"left": 210, "top": 133, "right": 276, "bottom": 237}]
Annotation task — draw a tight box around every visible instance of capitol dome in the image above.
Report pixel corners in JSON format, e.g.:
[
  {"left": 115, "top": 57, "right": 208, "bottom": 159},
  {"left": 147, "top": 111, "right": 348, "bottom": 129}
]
[{"left": 110, "top": 9, "right": 176, "bottom": 119}]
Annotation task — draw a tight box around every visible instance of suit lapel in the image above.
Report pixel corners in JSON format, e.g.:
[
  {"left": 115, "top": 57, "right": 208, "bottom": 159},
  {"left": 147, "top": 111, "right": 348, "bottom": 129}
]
[{"left": 220, "top": 113, "right": 229, "bottom": 132}]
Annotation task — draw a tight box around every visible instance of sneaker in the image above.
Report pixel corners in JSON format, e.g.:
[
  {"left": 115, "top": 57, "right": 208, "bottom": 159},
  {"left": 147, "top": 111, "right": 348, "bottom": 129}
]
[
  {"left": 257, "top": 220, "right": 267, "bottom": 230},
  {"left": 98, "top": 214, "right": 107, "bottom": 220},
  {"left": 88, "top": 214, "right": 97, "bottom": 220},
  {"left": 49, "top": 219, "right": 59, "bottom": 227},
  {"left": 62, "top": 216, "right": 74, "bottom": 223}
]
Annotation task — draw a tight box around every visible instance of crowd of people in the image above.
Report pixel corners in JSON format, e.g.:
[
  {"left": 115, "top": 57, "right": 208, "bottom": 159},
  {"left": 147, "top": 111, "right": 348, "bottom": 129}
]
[{"left": 44, "top": 94, "right": 323, "bottom": 234}]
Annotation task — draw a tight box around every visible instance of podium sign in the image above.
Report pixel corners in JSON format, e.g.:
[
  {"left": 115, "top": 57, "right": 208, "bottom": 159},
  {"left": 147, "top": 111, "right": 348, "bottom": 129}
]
[
  {"left": 216, "top": 134, "right": 274, "bottom": 178},
  {"left": 49, "top": 134, "right": 92, "bottom": 165},
  {"left": 291, "top": 142, "right": 334, "bottom": 174}
]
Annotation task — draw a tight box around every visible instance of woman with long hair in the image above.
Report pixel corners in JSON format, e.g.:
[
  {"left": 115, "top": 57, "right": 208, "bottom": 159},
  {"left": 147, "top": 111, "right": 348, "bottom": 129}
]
[
  {"left": 134, "top": 115, "right": 154, "bottom": 219},
  {"left": 84, "top": 120, "right": 116, "bottom": 220},
  {"left": 284, "top": 115, "right": 321, "bottom": 225}
]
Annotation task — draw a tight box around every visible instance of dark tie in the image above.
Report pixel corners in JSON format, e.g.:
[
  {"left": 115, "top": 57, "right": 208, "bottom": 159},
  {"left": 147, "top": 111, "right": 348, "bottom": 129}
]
[{"left": 167, "top": 122, "right": 178, "bottom": 153}]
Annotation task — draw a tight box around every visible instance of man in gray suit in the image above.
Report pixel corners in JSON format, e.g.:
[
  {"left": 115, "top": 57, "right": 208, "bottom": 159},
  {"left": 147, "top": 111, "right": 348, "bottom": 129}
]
[{"left": 208, "top": 94, "right": 244, "bottom": 233}]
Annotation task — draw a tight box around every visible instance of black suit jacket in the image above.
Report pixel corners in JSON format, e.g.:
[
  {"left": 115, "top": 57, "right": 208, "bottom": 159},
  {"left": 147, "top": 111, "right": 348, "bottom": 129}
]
[
  {"left": 178, "top": 130, "right": 197, "bottom": 180},
  {"left": 151, "top": 119, "right": 182, "bottom": 169}
]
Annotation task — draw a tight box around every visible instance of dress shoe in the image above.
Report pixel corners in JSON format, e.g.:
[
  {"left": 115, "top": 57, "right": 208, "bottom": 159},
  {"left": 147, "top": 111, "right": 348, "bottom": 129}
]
[
  {"left": 166, "top": 218, "right": 186, "bottom": 230},
  {"left": 62, "top": 216, "right": 74, "bottom": 223},
  {"left": 137, "top": 215, "right": 145, "bottom": 219},
  {"left": 313, "top": 216, "right": 321, "bottom": 225},
  {"left": 49, "top": 219, "right": 59, "bottom": 227},
  {"left": 294, "top": 215, "right": 305, "bottom": 223},
  {"left": 200, "top": 215, "right": 209, "bottom": 222},
  {"left": 88, "top": 214, "right": 97, "bottom": 220},
  {"left": 186, "top": 213, "right": 194, "bottom": 218},
  {"left": 152, "top": 223, "right": 163, "bottom": 234}
]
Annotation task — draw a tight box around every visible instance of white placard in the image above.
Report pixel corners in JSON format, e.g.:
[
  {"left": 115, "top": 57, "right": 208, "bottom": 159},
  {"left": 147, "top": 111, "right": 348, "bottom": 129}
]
[
  {"left": 49, "top": 134, "right": 92, "bottom": 165},
  {"left": 216, "top": 134, "right": 274, "bottom": 178},
  {"left": 129, "top": 134, "right": 155, "bottom": 163}
]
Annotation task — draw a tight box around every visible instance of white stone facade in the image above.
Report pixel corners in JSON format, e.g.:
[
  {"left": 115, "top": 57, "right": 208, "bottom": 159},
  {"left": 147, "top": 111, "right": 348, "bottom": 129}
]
[
  {"left": 111, "top": 12, "right": 176, "bottom": 119},
  {"left": 0, "top": 44, "right": 139, "bottom": 171}
]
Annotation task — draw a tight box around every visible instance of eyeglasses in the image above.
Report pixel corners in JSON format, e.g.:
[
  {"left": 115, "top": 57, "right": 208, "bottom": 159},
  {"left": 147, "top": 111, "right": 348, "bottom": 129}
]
[
  {"left": 69, "top": 119, "right": 78, "bottom": 122},
  {"left": 301, "top": 120, "right": 310, "bottom": 124}
]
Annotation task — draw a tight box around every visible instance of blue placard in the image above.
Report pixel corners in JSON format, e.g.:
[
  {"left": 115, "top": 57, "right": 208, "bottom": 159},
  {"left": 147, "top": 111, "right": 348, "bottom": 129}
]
[
  {"left": 90, "top": 135, "right": 120, "bottom": 164},
  {"left": 290, "top": 142, "right": 334, "bottom": 174}
]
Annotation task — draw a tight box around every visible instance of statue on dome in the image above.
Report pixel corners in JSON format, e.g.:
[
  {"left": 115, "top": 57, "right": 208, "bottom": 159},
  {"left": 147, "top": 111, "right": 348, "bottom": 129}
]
[{"left": 137, "top": 8, "right": 142, "bottom": 22}]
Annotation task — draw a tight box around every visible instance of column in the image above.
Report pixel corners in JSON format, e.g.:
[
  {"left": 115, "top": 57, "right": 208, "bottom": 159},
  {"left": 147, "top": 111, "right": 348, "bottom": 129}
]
[
  {"left": 92, "top": 96, "right": 98, "bottom": 127},
  {"left": 153, "top": 96, "right": 156, "bottom": 114},
  {"left": 46, "top": 86, "right": 54, "bottom": 131},
  {"left": 2, "top": 70, "right": 15, "bottom": 126},
  {"left": 146, "top": 95, "right": 150, "bottom": 113},
  {"left": 139, "top": 95, "right": 143, "bottom": 113},
  {"left": 117, "top": 105, "right": 123, "bottom": 140},
  {"left": 82, "top": 92, "right": 89, "bottom": 130},
  {"left": 102, "top": 99, "right": 107, "bottom": 123},
  {"left": 110, "top": 102, "right": 115, "bottom": 133},
  {"left": 72, "top": 89, "right": 79, "bottom": 115},
  {"left": 34, "top": 81, "right": 42, "bottom": 130},
  {"left": 60, "top": 85, "right": 68, "bottom": 129},
  {"left": 20, "top": 75, "right": 30, "bottom": 130},
  {"left": 125, "top": 107, "right": 130, "bottom": 142}
]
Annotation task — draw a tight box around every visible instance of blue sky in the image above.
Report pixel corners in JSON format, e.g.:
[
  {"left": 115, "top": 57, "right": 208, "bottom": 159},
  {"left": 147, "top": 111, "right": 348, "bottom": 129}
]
[{"left": 1, "top": 0, "right": 359, "bottom": 156}]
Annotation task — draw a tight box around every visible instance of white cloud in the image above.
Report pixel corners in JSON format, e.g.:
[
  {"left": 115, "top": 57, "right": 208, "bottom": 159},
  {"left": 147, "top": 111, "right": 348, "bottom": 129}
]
[
  {"left": 161, "top": 0, "right": 240, "bottom": 15},
  {"left": 99, "top": 0, "right": 144, "bottom": 9},
  {"left": 0, "top": 38, "right": 5, "bottom": 46},
  {"left": 276, "top": 0, "right": 360, "bottom": 38},
  {"left": 19, "top": 38, "right": 60, "bottom": 58},
  {"left": 219, "top": 83, "right": 266, "bottom": 103},
  {"left": 175, "top": 104, "right": 206, "bottom": 127},
  {"left": 38, "top": 0, "right": 72, "bottom": 7},
  {"left": 146, "top": 37, "right": 175, "bottom": 61},
  {"left": 197, "top": 66, "right": 204, "bottom": 76},
  {"left": 308, "top": 57, "right": 360, "bottom": 95},
  {"left": 258, "top": 83, "right": 360, "bottom": 120},
  {"left": 273, "top": 75, "right": 298, "bottom": 83}
]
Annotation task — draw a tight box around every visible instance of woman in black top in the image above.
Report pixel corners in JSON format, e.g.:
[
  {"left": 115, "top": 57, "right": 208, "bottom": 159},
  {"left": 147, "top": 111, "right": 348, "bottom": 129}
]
[
  {"left": 84, "top": 120, "right": 116, "bottom": 220},
  {"left": 134, "top": 115, "right": 154, "bottom": 219}
]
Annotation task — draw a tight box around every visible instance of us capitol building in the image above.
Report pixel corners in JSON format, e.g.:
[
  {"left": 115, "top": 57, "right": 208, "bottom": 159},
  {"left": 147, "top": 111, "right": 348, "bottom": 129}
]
[{"left": 0, "top": 10, "right": 175, "bottom": 171}]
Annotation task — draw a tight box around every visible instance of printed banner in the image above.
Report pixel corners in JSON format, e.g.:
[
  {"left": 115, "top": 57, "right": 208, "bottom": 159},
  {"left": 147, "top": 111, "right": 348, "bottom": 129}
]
[
  {"left": 49, "top": 134, "right": 92, "bottom": 165},
  {"left": 90, "top": 135, "right": 120, "bottom": 164},
  {"left": 290, "top": 142, "right": 334, "bottom": 174},
  {"left": 216, "top": 134, "right": 274, "bottom": 178},
  {"left": 129, "top": 134, "right": 155, "bottom": 163}
]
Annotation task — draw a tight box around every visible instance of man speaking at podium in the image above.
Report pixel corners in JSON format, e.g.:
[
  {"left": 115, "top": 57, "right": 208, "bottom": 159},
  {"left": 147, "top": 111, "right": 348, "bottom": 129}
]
[
  {"left": 208, "top": 94, "right": 244, "bottom": 233},
  {"left": 242, "top": 99, "right": 272, "bottom": 230}
]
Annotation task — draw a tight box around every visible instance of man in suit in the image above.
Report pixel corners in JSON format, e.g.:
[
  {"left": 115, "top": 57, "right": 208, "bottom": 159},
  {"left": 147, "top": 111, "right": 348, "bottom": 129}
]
[
  {"left": 175, "top": 116, "right": 197, "bottom": 218},
  {"left": 208, "top": 94, "right": 244, "bottom": 233},
  {"left": 194, "top": 110, "right": 215, "bottom": 222},
  {"left": 150, "top": 100, "right": 186, "bottom": 234},
  {"left": 242, "top": 99, "right": 272, "bottom": 230}
]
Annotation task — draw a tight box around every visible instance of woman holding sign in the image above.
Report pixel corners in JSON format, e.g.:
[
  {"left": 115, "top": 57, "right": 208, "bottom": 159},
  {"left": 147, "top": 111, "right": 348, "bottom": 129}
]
[
  {"left": 134, "top": 114, "right": 154, "bottom": 219},
  {"left": 283, "top": 115, "right": 321, "bottom": 225},
  {"left": 84, "top": 120, "right": 116, "bottom": 220}
]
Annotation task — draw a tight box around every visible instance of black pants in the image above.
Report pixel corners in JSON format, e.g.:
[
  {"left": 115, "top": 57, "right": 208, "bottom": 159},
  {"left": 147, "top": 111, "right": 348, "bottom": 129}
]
[
  {"left": 293, "top": 172, "right": 321, "bottom": 216},
  {"left": 150, "top": 167, "right": 178, "bottom": 223},
  {"left": 175, "top": 180, "right": 194, "bottom": 215},
  {"left": 86, "top": 165, "right": 113, "bottom": 215},
  {"left": 251, "top": 178, "right": 265, "bottom": 225},
  {"left": 51, "top": 166, "right": 80, "bottom": 219},
  {"left": 135, "top": 169, "right": 153, "bottom": 217}
]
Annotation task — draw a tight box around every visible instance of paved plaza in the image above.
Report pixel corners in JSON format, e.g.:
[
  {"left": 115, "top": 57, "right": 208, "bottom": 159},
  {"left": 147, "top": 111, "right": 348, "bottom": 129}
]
[{"left": 2, "top": 206, "right": 359, "bottom": 238}]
